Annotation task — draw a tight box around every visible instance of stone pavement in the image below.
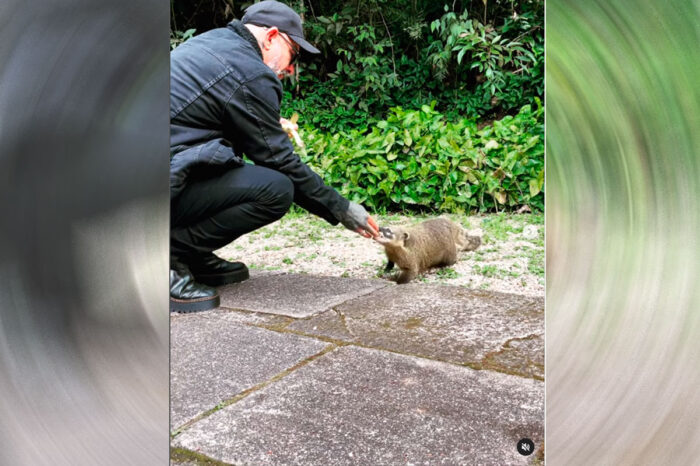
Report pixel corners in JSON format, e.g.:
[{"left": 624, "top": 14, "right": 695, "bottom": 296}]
[{"left": 171, "top": 272, "right": 544, "bottom": 465}]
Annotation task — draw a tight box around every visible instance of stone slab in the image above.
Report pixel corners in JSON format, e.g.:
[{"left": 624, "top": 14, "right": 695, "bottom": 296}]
[
  {"left": 172, "top": 308, "right": 295, "bottom": 330},
  {"left": 289, "top": 284, "right": 544, "bottom": 379},
  {"left": 174, "top": 346, "right": 544, "bottom": 465},
  {"left": 170, "top": 313, "right": 328, "bottom": 428},
  {"left": 217, "top": 273, "right": 389, "bottom": 318}
]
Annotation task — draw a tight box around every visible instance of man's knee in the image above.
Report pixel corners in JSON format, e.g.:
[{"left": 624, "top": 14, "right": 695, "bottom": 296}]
[{"left": 261, "top": 172, "right": 294, "bottom": 217}]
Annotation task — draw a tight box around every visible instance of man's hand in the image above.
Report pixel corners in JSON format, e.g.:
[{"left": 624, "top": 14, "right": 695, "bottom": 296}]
[{"left": 336, "top": 202, "right": 379, "bottom": 238}]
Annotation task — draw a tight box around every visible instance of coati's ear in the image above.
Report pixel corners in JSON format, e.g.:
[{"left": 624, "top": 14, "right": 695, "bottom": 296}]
[{"left": 402, "top": 232, "right": 411, "bottom": 244}]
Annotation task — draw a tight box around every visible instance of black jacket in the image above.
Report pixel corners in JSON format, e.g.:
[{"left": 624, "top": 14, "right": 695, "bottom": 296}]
[{"left": 170, "top": 20, "right": 348, "bottom": 224}]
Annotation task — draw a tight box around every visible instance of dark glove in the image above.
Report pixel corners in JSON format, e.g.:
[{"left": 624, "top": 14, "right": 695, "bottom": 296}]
[{"left": 335, "top": 202, "right": 379, "bottom": 238}]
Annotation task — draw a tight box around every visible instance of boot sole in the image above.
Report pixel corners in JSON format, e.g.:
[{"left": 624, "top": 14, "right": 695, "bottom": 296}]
[
  {"left": 194, "top": 268, "right": 250, "bottom": 286},
  {"left": 170, "top": 294, "right": 220, "bottom": 313}
]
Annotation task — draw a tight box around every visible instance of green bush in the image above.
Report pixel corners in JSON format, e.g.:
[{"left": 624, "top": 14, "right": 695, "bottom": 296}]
[
  {"left": 295, "top": 100, "right": 543, "bottom": 213},
  {"left": 172, "top": 2, "right": 543, "bottom": 134},
  {"left": 425, "top": 6, "right": 543, "bottom": 116},
  {"left": 283, "top": 5, "right": 543, "bottom": 133}
]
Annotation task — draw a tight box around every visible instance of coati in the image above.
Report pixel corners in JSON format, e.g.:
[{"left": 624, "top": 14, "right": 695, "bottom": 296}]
[{"left": 375, "top": 218, "right": 481, "bottom": 284}]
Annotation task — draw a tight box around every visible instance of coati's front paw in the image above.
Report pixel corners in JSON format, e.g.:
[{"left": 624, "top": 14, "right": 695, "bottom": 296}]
[{"left": 396, "top": 270, "right": 417, "bottom": 284}]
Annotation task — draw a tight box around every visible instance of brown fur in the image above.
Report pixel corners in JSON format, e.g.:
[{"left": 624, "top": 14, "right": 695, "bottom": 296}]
[{"left": 375, "top": 218, "right": 481, "bottom": 284}]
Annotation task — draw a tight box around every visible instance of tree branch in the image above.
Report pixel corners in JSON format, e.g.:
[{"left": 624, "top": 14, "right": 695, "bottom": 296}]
[{"left": 377, "top": 5, "right": 396, "bottom": 76}]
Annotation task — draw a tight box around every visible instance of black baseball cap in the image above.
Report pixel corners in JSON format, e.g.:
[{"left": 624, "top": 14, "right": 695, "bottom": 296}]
[{"left": 242, "top": 0, "right": 320, "bottom": 54}]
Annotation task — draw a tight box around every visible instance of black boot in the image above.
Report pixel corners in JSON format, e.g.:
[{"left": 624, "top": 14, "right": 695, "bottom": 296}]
[
  {"left": 185, "top": 252, "right": 249, "bottom": 286},
  {"left": 170, "top": 260, "right": 220, "bottom": 313}
]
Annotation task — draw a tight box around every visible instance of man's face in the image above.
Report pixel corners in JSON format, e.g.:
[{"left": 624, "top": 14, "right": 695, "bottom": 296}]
[{"left": 263, "top": 28, "right": 299, "bottom": 79}]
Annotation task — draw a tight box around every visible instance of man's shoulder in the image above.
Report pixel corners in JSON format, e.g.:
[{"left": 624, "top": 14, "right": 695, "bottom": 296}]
[
  {"left": 174, "top": 25, "right": 272, "bottom": 84},
  {"left": 174, "top": 26, "right": 240, "bottom": 58}
]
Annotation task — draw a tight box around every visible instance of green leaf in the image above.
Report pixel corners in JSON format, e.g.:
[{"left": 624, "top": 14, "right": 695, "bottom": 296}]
[
  {"left": 457, "top": 48, "right": 467, "bottom": 64},
  {"left": 404, "top": 129, "right": 412, "bottom": 146}
]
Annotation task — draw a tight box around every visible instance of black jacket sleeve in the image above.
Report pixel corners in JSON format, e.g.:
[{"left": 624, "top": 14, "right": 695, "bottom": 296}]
[{"left": 222, "top": 72, "right": 348, "bottom": 224}]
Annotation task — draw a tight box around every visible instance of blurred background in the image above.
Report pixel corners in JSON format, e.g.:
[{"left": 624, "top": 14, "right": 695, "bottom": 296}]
[
  {"left": 0, "top": 0, "right": 169, "bottom": 464},
  {"left": 546, "top": 0, "right": 700, "bottom": 463}
]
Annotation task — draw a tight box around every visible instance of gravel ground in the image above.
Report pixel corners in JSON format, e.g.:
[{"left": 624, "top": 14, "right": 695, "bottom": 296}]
[{"left": 216, "top": 212, "right": 544, "bottom": 297}]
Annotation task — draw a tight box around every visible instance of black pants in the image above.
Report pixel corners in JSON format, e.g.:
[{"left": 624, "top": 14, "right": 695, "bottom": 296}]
[{"left": 170, "top": 163, "right": 294, "bottom": 261}]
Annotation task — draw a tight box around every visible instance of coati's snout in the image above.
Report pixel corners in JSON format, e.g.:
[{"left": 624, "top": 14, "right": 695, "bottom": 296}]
[
  {"left": 375, "top": 226, "right": 395, "bottom": 244},
  {"left": 375, "top": 226, "right": 409, "bottom": 245},
  {"left": 378, "top": 226, "right": 394, "bottom": 238}
]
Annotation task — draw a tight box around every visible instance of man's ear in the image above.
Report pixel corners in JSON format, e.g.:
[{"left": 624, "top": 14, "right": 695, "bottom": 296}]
[
  {"left": 264, "top": 27, "right": 279, "bottom": 49},
  {"left": 266, "top": 27, "right": 279, "bottom": 40}
]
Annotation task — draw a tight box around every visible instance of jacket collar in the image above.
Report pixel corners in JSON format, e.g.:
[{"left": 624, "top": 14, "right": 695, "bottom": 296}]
[{"left": 228, "top": 20, "right": 263, "bottom": 60}]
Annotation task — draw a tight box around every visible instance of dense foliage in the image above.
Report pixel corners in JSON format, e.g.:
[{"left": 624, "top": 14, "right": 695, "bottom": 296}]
[
  {"left": 171, "top": 0, "right": 544, "bottom": 213},
  {"left": 285, "top": 2, "right": 543, "bottom": 132},
  {"left": 296, "top": 100, "right": 543, "bottom": 213}
]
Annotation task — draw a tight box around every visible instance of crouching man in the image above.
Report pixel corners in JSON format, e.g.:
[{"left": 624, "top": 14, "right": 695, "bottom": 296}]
[{"left": 169, "top": 0, "right": 378, "bottom": 312}]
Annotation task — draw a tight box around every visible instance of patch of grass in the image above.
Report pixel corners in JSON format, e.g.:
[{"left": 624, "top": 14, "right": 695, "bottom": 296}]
[
  {"left": 528, "top": 261, "right": 544, "bottom": 277},
  {"left": 307, "top": 232, "right": 323, "bottom": 242},
  {"left": 282, "top": 257, "right": 293, "bottom": 265},
  {"left": 436, "top": 267, "right": 459, "bottom": 279},
  {"left": 530, "top": 212, "right": 544, "bottom": 224},
  {"left": 473, "top": 264, "right": 498, "bottom": 278},
  {"left": 480, "top": 212, "right": 544, "bottom": 244},
  {"left": 481, "top": 213, "right": 521, "bottom": 241},
  {"left": 523, "top": 246, "right": 544, "bottom": 277},
  {"left": 264, "top": 245, "right": 282, "bottom": 251}
]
